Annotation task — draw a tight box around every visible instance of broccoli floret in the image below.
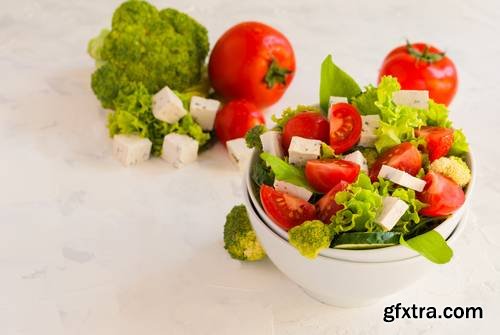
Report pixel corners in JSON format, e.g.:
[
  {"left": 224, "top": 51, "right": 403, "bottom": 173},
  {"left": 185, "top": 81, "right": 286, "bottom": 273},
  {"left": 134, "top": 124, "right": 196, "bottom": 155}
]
[
  {"left": 224, "top": 205, "right": 266, "bottom": 261},
  {"left": 289, "top": 220, "right": 334, "bottom": 259},
  {"left": 429, "top": 156, "right": 471, "bottom": 187},
  {"left": 89, "top": 0, "right": 209, "bottom": 109},
  {"left": 245, "top": 125, "right": 267, "bottom": 150}
]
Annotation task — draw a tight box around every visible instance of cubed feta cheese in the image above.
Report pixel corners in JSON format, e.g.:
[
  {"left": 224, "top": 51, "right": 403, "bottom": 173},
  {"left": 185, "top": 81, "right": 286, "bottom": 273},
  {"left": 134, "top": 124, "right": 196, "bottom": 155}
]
[
  {"left": 273, "top": 180, "right": 313, "bottom": 201},
  {"left": 152, "top": 86, "right": 187, "bottom": 124},
  {"left": 392, "top": 90, "right": 429, "bottom": 109},
  {"left": 376, "top": 196, "right": 409, "bottom": 231},
  {"left": 161, "top": 134, "right": 198, "bottom": 168},
  {"left": 343, "top": 150, "right": 368, "bottom": 172},
  {"left": 328, "top": 96, "right": 348, "bottom": 119},
  {"left": 112, "top": 134, "right": 152, "bottom": 166},
  {"left": 260, "top": 131, "right": 284, "bottom": 158},
  {"left": 378, "top": 165, "right": 426, "bottom": 192},
  {"left": 288, "top": 136, "right": 322, "bottom": 166},
  {"left": 358, "top": 115, "right": 380, "bottom": 147},
  {"left": 189, "top": 96, "right": 220, "bottom": 131},
  {"left": 226, "top": 138, "right": 254, "bottom": 170}
]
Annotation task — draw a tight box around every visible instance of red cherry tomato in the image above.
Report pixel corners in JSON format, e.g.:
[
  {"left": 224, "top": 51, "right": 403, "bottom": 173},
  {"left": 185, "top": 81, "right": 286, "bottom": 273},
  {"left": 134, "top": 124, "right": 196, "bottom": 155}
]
[
  {"left": 369, "top": 142, "right": 422, "bottom": 181},
  {"left": 316, "top": 181, "right": 349, "bottom": 223},
  {"left": 379, "top": 42, "right": 458, "bottom": 106},
  {"left": 260, "top": 185, "right": 317, "bottom": 231},
  {"left": 305, "top": 159, "right": 360, "bottom": 194},
  {"left": 282, "top": 112, "right": 329, "bottom": 151},
  {"left": 416, "top": 126, "right": 454, "bottom": 162},
  {"left": 209, "top": 22, "right": 295, "bottom": 108},
  {"left": 214, "top": 100, "right": 265, "bottom": 145},
  {"left": 418, "top": 171, "right": 465, "bottom": 217},
  {"left": 329, "top": 103, "right": 362, "bottom": 154}
]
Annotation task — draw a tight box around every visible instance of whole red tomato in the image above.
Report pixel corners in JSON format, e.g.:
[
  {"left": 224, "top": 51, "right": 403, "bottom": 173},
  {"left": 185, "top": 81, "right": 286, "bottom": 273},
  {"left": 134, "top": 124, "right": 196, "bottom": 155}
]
[
  {"left": 282, "top": 112, "right": 329, "bottom": 151},
  {"left": 209, "top": 22, "right": 295, "bottom": 108},
  {"left": 379, "top": 42, "right": 458, "bottom": 106},
  {"left": 215, "top": 100, "right": 265, "bottom": 145}
]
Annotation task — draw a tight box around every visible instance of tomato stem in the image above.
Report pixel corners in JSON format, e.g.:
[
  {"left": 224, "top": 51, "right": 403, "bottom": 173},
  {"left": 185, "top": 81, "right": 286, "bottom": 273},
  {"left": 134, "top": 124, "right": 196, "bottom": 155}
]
[
  {"left": 264, "top": 59, "right": 292, "bottom": 89},
  {"left": 406, "top": 40, "right": 445, "bottom": 63}
]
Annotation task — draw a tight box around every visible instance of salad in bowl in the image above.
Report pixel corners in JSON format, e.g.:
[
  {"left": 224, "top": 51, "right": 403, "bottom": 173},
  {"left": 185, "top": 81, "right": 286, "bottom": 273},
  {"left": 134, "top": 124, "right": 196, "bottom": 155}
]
[{"left": 224, "top": 55, "right": 472, "bottom": 265}]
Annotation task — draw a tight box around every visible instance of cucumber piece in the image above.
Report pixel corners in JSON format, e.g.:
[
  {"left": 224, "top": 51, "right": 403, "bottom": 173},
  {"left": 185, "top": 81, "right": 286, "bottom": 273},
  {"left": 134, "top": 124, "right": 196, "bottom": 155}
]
[{"left": 331, "top": 232, "right": 401, "bottom": 250}]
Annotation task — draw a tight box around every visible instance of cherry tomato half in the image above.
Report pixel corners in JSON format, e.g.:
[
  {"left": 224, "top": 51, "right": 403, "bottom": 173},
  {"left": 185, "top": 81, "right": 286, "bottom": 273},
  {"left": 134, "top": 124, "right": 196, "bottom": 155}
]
[
  {"left": 282, "top": 111, "right": 329, "bottom": 151},
  {"left": 260, "top": 185, "right": 317, "bottom": 231},
  {"left": 329, "top": 103, "right": 362, "bottom": 154},
  {"left": 369, "top": 142, "right": 422, "bottom": 181},
  {"left": 316, "top": 180, "right": 349, "bottom": 223},
  {"left": 305, "top": 159, "right": 360, "bottom": 194},
  {"left": 418, "top": 171, "right": 465, "bottom": 217},
  {"left": 416, "top": 126, "right": 454, "bottom": 162}
]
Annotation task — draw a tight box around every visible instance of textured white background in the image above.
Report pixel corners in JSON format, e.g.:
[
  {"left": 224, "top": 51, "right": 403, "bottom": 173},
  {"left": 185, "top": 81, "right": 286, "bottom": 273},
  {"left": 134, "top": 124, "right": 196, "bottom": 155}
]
[{"left": 1, "top": 0, "right": 499, "bottom": 334}]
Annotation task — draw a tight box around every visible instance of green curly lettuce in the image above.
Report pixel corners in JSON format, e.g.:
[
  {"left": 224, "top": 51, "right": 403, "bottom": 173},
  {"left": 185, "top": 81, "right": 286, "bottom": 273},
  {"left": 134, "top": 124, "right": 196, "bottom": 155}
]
[
  {"left": 330, "top": 173, "right": 384, "bottom": 234},
  {"left": 107, "top": 83, "right": 209, "bottom": 156},
  {"left": 449, "top": 129, "right": 469, "bottom": 156},
  {"left": 89, "top": 0, "right": 209, "bottom": 109},
  {"left": 351, "top": 84, "right": 379, "bottom": 115},
  {"left": 390, "top": 188, "right": 426, "bottom": 234}
]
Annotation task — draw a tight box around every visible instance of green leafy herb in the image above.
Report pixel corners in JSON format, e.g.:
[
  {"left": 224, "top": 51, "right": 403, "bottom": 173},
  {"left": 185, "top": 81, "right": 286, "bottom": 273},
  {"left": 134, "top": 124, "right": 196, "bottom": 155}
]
[
  {"left": 260, "top": 152, "right": 311, "bottom": 190},
  {"left": 400, "top": 230, "right": 453, "bottom": 264},
  {"left": 319, "top": 55, "right": 361, "bottom": 112},
  {"left": 251, "top": 158, "right": 275, "bottom": 186},
  {"left": 245, "top": 125, "right": 267, "bottom": 150}
]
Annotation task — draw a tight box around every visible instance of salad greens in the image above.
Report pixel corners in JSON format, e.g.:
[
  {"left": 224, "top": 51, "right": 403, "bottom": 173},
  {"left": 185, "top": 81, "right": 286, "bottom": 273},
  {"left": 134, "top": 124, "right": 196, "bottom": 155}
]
[
  {"left": 260, "top": 153, "right": 311, "bottom": 191},
  {"left": 272, "top": 105, "right": 321, "bottom": 130},
  {"left": 319, "top": 55, "right": 361, "bottom": 111},
  {"left": 400, "top": 230, "right": 453, "bottom": 264}
]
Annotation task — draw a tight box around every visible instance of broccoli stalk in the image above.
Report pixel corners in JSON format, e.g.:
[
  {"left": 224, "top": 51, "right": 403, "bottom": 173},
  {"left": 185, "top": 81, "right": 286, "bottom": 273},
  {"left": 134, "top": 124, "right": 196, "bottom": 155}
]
[
  {"left": 288, "top": 220, "right": 334, "bottom": 259},
  {"left": 89, "top": 0, "right": 210, "bottom": 109},
  {"left": 224, "top": 205, "right": 266, "bottom": 261}
]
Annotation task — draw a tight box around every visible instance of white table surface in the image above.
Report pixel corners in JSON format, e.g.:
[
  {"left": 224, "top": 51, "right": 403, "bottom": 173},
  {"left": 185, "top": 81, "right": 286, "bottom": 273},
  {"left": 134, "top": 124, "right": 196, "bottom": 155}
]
[{"left": 1, "top": 0, "right": 499, "bottom": 334}]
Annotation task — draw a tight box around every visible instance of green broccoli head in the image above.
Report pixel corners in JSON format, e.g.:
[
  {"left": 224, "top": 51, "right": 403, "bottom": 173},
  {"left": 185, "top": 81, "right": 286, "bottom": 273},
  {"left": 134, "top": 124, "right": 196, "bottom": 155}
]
[
  {"left": 245, "top": 125, "right": 267, "bottom": 150},
  {"left": 224, "top": 205, "right": 266, "bottom": 261},
  {"left": 89, "top": 0, "right": 209, "bottom": 109},
  {"left": 289, "top": 220, "right": 334, "bottom": 259}
]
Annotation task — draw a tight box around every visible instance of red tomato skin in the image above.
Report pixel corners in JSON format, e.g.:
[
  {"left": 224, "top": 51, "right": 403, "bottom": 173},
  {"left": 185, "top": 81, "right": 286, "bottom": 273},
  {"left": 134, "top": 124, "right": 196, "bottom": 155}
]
[
  {"left": 329, "top": 103, "right": 362, "bottom": 154},
  {"left": 379, "top": 42, "right": 458, "bottom": 106},
  {"left": 305, "top": 159, "right": 360, "bottom": 194},
  {"left": 214, "top": 100, "right": 265, "bottom": 145},
  {"left": 369, "top": 142, "right": 422, "bottom": 181},
  {"left": 316, "top": 181, "right": 349, "bottom": 223},
  {"left": 209, "top": 22, "right": 295, "bottom": 108},
  {"left": 416, "top": 126, "right": 454, "bottom": 162},
  {"left": 418, "top": 172, "right": 465, "bottom": 217},
  {"left": 260, "top": 185, "right": 317, "bottom": 231},
  {"left": 282, "top": 112, "right": 330, "bottom": 151}
]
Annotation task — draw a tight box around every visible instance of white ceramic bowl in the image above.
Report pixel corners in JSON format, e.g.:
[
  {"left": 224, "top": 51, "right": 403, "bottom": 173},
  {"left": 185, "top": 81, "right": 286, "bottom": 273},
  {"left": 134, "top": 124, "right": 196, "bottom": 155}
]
[
  {"left": 247, "top": 151, "right": 475, "bottom": 262},
  {"left": 244, "top": 187, "right": 469, "bottom": 307}
]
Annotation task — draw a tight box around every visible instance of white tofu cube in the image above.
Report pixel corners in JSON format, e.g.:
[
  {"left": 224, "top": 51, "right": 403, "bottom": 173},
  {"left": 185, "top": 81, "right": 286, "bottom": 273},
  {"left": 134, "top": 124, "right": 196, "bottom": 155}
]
[
  {"left": 112, "top": 134, "right": 152, "bottom": 166},
  {"left": 152, "top": 86, "right": 187, "bottom": 124},
  {"left": 376, "top": 196, "right": 409, "bottom": 231},
  {"left": 378, "top": 165, "right": 426, "bottom": 192},
  {"left": 226, "top": 138, "right": 254, "bottom": 170},
  {"left": 343, "top": 150, "right": 368, "bottom": 172},
  {"left": 392, "top": 90, "right": 429, "bottom": 110},
  {"left": 273, "top": 180, "right": 313, "bottom": 201},
  {"left": 260, "top": 131, "right": 284, "bottom": 158},
  {"left": 189, "top": 96, "right": 220, "bottom": 131},
  {"left": 161, "top": 134, "right": 198, "bottom": 168},
  {"left": 328, "top": 96, "right": 348, "bottom": 119},
  {"left": 288, "top": 136, "right": 322, "bottom": 166}
]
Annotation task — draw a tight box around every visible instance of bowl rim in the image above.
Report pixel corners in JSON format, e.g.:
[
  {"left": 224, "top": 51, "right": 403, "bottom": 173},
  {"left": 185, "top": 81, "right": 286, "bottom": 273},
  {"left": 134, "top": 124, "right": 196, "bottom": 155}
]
[
  {"left": 244, "top": 182, "right": 469, "bottom": 264},
  {"left": 245, "top": 145, "right": 475, "bottom": 261}
]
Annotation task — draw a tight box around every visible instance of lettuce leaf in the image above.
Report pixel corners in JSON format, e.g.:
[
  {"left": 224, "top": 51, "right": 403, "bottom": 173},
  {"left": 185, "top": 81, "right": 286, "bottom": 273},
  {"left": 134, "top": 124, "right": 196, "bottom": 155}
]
[
  {"left": 260, "top": 152, "right": 311, "bottom": 190},
  {"left": 391, "top": 188, "right": 426, "bottom": 234},
  {"left": 319, "top": 55, "right": 361, "bottom": 112},
  {"left": 449, "top": 129, "right": 469, "bottom": 156},
  {"left": 108, "top": 83, "right": 210, "bottom": 156},
  {"left": 400, "top": 230, "right": 453, "bottom": 264},
  {"left": 418, "top": 100, "right": 452, "bottom": 127},
  {"left": 330, "top": 173, "right": 383, "bottom": 234},
  {"left": 351, "top": 85, "right": 379, "bottom": 115}
]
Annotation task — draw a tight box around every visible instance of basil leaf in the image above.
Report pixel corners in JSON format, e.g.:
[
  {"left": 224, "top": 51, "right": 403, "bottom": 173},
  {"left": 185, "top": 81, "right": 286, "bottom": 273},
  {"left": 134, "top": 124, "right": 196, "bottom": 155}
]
[
  {"left": 400, "top": 230, "right": 453, "bottom": 264},
  {"left": 319, "top": 55, "right": 361, "bottom": 112}
]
